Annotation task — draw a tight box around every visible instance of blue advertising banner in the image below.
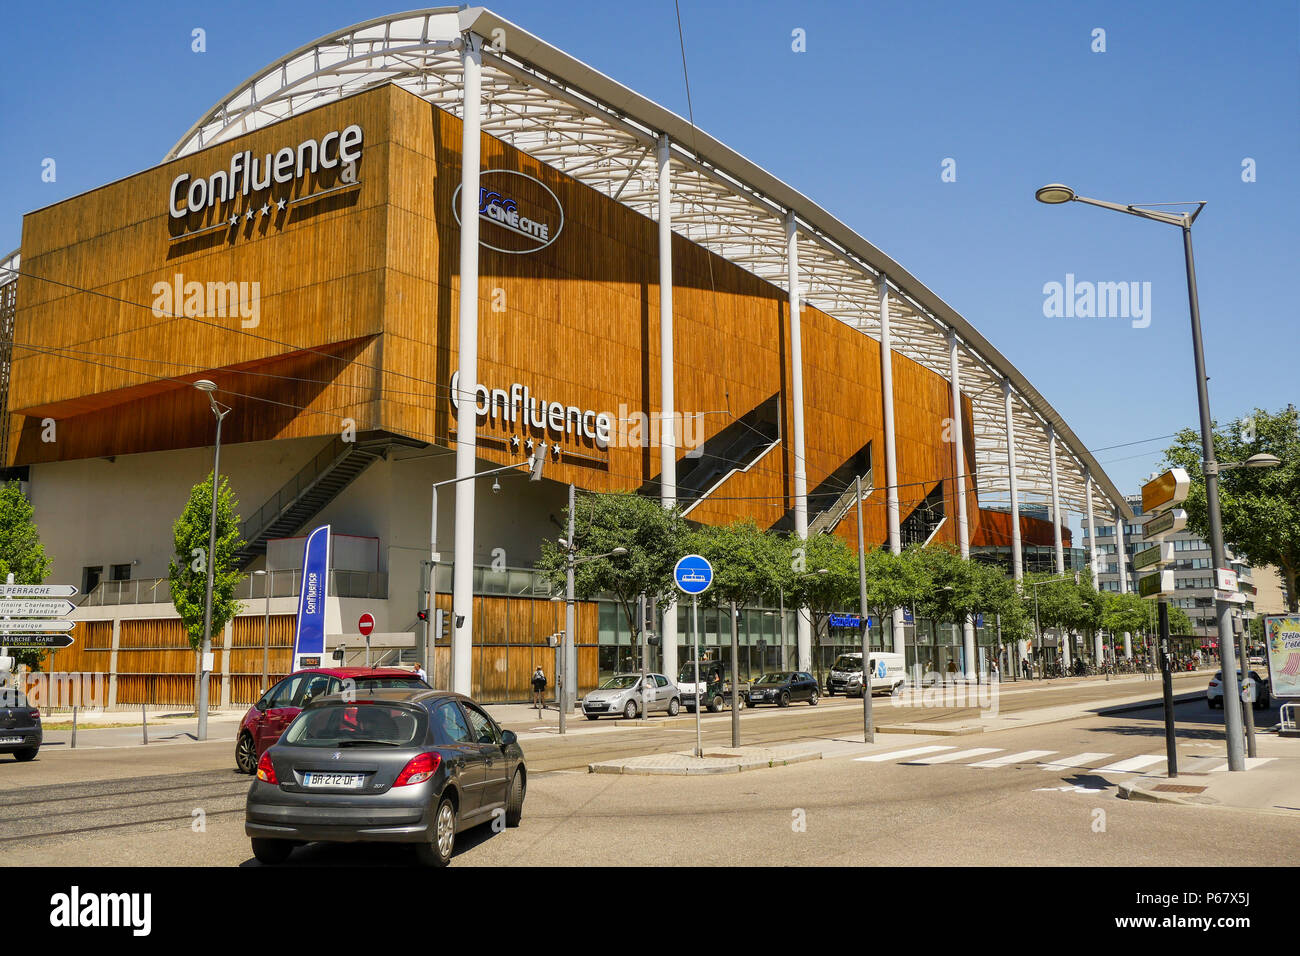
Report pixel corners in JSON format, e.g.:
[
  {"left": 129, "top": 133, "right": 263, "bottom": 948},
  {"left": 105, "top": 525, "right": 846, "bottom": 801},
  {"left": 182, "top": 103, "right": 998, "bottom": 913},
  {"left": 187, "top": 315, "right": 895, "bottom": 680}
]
[{"left": 292, "top": 525, "right": 331, "bottom": 670}]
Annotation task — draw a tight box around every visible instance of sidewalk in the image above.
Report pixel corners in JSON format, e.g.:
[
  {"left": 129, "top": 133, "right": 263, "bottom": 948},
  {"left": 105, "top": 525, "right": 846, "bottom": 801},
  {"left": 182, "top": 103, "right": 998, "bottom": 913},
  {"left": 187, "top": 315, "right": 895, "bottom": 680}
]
[
  {"left": 589, "top": 744, "right": 824, "bottom": 775},
  {"left": 1118, "top": 733, "right": 1300, "bottom": 813}
]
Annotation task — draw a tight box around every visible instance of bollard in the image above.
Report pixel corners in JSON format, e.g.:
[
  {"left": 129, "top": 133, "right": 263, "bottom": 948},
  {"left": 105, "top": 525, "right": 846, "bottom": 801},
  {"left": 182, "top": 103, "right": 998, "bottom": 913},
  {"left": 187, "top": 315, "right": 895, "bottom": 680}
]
[
  {"left": 142, "top": 702, "right": 148, "bottom": 746},
  {"left": 71, "top": 705, "right": 77, "bottom": 749}
]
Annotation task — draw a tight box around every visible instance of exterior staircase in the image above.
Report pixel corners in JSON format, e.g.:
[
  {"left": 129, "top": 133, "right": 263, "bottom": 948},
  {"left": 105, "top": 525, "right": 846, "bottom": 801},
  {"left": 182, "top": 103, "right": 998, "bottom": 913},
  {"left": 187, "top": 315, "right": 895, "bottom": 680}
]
[
  {"left": 233, "top": 433, "right": 414, "bottom": 569},
  {"left": 807, "top": 470, "right": 873, "bottom": 536}
]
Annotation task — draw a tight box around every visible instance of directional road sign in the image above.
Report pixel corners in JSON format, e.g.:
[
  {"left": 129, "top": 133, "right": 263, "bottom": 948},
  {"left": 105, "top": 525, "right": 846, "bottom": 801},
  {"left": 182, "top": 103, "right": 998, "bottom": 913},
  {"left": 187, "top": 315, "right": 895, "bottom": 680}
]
[
  {"left": 1141, "top": 468, "right": 1190, "bottom": 516},
  {"left": 0, "top": 634, "right": 75, "bottom": 649},
  {"left": 0, "top": 619, "right": 75, "bottom": 632},
  {"left": 1143, "top": 508, "right": 1187, "bottom": 539},
  {"left": 1138, "top": 570, "right": 1175, "bottom": 599},
  {"left": 673, "top": 555, "right": 713, "bottom": 595},
  {"left": 0, "top": 584, "right": 78, "bottom": 598},
  {"left": 0, "top": 599, "right": 77, "bottom": 618},
  {"left": 1133, "top": 541, "right": 1174, "bottom": 572}
]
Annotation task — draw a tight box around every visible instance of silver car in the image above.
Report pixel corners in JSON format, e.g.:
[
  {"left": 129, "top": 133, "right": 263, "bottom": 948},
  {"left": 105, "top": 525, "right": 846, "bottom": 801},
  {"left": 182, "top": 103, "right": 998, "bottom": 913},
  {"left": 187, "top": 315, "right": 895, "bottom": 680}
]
[{"left": 582, "top": 673, "right": 680, "bottom": 720}]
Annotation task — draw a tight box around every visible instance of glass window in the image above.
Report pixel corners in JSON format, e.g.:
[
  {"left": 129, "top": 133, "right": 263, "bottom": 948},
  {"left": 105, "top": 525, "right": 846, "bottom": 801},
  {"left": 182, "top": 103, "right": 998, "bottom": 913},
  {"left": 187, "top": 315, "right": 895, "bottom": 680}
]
[
  {"left": 267, "top": 676, "right": 304, "bottom": 709},
  {"left": 462, "top": 703, "right": 500, "bottom": 745},
  {"left": 297, "top": 673, "right": 333, "bottom": 705},
  {"left": 284, "top": 703, "right": 423, "bottom": 747},
  {"left": 654, "top": 675, "right": 669, "bottom": 687},
  {"left": 433, "top": 701, "right": 472, "bottom": 743}
]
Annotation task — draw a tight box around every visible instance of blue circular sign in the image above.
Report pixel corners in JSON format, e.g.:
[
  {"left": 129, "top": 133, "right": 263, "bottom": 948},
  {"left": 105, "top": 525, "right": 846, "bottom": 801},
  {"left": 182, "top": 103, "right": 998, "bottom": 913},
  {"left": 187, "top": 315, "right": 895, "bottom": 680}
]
[{"left": 674, "top": 554, "right": 713, "bottom": 595}]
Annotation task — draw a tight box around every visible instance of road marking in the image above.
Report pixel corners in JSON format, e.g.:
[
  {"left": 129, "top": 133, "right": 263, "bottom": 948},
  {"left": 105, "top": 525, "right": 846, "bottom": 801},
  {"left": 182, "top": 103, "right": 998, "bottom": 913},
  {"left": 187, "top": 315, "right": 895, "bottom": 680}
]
[
  {"left": 855, "top": 745, "right": 955, "bottom": 763},
  {"left": 1208, "top": 757, "right": 1276, "bottom": 772},
  {"left": 904, "top": 747, "right": 1003, "bottom": 765},
  {"left": 1039, "top": 753, "right": 1112, "bottom": 771},
  {"left": 1094, "top": 754, "right": 1166, "bottom": 774},
  {"left": 968, "top": 750, "right": 1056, "bottom": 768}
]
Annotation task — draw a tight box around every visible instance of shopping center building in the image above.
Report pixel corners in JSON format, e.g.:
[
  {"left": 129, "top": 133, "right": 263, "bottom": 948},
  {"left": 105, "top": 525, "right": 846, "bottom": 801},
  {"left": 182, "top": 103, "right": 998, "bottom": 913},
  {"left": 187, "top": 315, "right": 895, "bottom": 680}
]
[{"left": 0, "top": 7, "right": 1131, "bottom": 704}]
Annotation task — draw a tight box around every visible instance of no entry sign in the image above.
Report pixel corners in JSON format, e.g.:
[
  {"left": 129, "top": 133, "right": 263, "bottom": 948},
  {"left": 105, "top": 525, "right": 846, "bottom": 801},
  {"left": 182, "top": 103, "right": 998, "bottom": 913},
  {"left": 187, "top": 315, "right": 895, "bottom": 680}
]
[{"left": 358, "top": 612, "right": 375, "bottom": 637}]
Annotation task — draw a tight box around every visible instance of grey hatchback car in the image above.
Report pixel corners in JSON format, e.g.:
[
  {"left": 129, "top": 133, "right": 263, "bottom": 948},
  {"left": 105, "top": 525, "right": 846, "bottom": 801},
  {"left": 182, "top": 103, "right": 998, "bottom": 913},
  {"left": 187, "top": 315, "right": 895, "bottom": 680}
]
[{"left": 245, "top": 688, "right": 525, "bottom": 867}]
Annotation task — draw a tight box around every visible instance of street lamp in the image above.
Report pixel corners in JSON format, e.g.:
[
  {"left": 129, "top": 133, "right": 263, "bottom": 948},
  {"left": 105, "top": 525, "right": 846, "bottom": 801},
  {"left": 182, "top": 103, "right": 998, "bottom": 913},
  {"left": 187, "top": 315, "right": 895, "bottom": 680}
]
[
  {"left": 1035, "top": 183, "right": 1248, "bottom": 770},
  {"left": 1220, "top": 453, "right": 1281, "bottom": 472},
  {"left": 193, "top": 380, "right": 230, "bottom": 742},
  {"left": 252, "top": 569, "right": 271, "bottom": 695}
]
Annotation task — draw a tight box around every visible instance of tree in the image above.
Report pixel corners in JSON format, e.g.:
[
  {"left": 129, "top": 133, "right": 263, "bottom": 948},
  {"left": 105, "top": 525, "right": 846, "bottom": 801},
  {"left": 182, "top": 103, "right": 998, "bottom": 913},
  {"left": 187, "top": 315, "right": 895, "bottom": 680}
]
[
  {"left": 1165, "top": 605, "right": 1195, "bottom": 636},
  {"left": 1162, "top": 405, "right": 1299, "bottom": 612},
  {"left": 860, "top": 545, "right": 928, "bottom": 644},
  {"left": 777, "top": 532, "right": 857, "bottom": 674},
  {"left": 0, "top": 481, "right": 54, "bottom": 670},
  {"left": 168, "top": 473, "right": 246, "bottom": 710},
  {"left": 536, "top": 490, "right": 687, "bottom": 645},
  {"left": 1100, "top": 591, "right": 1149, "bottom": 655},
  {"left": 1021, "top": 571, "right": 1084, "bottom": 661}
]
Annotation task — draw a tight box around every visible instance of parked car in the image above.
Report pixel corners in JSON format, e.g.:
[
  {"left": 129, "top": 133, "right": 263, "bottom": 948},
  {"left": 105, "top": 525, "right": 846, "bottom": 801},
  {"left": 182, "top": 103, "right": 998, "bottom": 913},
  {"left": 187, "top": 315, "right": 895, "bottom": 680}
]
[
  {"left": 245, "top": 688, "right": 525, "bottom": 866},
  {"left": 746, "top": 671, "right": 819, "bottom": 707},
  {"left": 844, "top": 653, "right": 908, "bottom": 698},
  {"left": 235, "top": 667, "right": 430, "bottom": 774},
  {"left": 1206, "top": 670, "right": 1270, "bottom": 710},
  {"left": 582, "top": 673, "right": 680, "bottom": 720},
  {"left": 677, "top": 660, "right": 745, "bottom": 713},
  {"left": 0, "top": 688, "right": 41, "bottom": 762}
]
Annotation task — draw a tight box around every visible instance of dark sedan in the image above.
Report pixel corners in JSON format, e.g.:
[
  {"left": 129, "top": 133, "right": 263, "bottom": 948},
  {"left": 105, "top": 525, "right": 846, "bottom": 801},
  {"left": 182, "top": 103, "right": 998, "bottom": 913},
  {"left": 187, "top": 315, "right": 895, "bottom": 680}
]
[
  {"left": 0, "top": 688, "right": 42, "bottom": 761},
  {"left": 745, "top": 671, "right": 819, "bottom": 708},
  {"left": 245, "top": 688, "right": 525, "bottom": 867}
]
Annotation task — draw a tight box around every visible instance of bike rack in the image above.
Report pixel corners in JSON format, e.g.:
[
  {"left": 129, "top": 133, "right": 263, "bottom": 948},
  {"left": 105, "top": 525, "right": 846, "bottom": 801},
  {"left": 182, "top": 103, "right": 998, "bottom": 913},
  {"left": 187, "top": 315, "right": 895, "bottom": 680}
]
[{"left": 1280, "top": 701, "right": 1298, "bottom": 736}]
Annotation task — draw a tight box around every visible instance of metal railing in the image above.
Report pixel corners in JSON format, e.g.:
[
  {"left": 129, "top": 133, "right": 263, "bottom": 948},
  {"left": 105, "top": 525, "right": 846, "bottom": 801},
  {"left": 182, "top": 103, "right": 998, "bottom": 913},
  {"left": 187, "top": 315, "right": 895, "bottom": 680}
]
[
  {"left": 80, "top": 569, "right": 388, "bottom": 607},
  {"left": 239, "top": 437, "right": 355, "bottom": 545},
  {"left": 808, "top": 469, "right": 873, "bottom": 536}
]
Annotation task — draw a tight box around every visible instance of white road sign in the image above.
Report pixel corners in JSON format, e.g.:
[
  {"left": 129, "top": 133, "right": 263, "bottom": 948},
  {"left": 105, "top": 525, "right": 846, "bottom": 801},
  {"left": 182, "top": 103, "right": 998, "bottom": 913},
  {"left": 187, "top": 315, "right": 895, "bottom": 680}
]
[
  {"left": 0, "top": 619, "right": 76, "bottom": 633},
  {"left": 0, "top": 584, "right": 78, "bottom": 598},
  {"left": 0, "top": 599, "right": 77, "bottom": 618}
]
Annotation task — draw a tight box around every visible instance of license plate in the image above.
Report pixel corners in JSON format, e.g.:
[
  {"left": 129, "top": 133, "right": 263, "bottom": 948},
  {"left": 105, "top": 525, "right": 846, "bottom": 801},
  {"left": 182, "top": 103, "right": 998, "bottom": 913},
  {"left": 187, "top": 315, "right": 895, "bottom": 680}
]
[
  {"left": 0, "top": 737, "right": 23, "bottom": 744},
  {"left": 303, "top": 772, "right": 364, "bottom": 788}
]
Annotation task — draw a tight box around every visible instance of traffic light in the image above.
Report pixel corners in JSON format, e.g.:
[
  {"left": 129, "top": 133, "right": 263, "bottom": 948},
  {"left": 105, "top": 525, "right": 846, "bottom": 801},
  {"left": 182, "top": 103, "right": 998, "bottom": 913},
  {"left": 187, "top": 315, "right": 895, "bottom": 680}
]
[{"left": 436, "top": 609, "right": 451, "bottom": 641}]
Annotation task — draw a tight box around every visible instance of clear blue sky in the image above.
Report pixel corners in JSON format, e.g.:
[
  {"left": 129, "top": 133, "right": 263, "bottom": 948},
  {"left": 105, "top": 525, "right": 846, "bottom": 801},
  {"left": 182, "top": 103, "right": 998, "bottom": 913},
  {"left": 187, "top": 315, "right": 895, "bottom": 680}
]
[{"left": 2, "top": 0, "right": 1296, "bottom": 521}]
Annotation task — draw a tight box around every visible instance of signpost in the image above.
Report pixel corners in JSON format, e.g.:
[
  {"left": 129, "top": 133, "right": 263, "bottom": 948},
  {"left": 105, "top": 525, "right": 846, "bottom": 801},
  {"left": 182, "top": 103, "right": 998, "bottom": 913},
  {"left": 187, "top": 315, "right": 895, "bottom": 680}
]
[
  {"left": 1138, "top": 469, "right": 1190, "bottom": 777},
  {"left": 358, "top": 611, "right": 375, "bottom": 666},
  {"left": 1, "top": 579, "right": 79, "bottom": 686},
  {"left": 674, "top": 554, "right": 713, "bottom": 758},
  {"left": 0, "top": 584, "right": 78, "bottom": 598},
  {"left": 0, "top": 619, "right": 76, "bottom": 633},
  {"left": 0, "top": 634, "right": 76, "bottom": 649}
]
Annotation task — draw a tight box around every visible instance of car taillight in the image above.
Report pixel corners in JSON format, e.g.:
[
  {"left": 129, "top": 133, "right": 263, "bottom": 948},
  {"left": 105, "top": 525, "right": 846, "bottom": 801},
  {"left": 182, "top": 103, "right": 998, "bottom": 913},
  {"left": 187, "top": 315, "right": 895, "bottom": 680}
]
[
  {"left": 30, "top": 710, "right": 39, "bottom": 721},
  {"left": 256, "top": 751, "right": 278, "bottom": 784},
  {"left": 394, "top": 752, "right": 441, "bottom": 786}
]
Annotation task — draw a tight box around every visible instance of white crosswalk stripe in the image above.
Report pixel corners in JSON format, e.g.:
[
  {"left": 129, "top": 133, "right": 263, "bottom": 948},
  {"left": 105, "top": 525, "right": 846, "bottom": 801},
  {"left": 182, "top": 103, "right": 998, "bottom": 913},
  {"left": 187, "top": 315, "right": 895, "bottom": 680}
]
[
  {"left": 1094, "top": 754, "right": 1167, "bottom": 774},
  {"left": 1038, "top": 753, "right": 1112, "bottom": 771},
  {"left": 968, "top": 750, "right": 1056, "bottom": 768},
  {"left": 905, "top": 747, "right": 1003, "bottom": 765},
  {"left": 855, "top": 745, "right": 954, "bottom": 763},
  {"left": 1209, "top": 757, "right": 1276, "bottom": 772}
]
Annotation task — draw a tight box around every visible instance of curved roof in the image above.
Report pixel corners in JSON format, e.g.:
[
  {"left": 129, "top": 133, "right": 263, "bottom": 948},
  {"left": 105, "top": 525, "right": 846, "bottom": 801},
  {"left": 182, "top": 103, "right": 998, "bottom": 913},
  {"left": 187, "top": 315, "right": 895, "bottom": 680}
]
[{"left": 165, "top": 5, "right": 1132, "bottom": 521}]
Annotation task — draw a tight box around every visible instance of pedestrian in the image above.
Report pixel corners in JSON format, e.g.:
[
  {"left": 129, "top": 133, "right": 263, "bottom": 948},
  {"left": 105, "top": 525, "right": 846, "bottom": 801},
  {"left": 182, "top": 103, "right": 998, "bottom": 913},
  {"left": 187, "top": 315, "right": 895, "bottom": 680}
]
[
  {"left": 1021, "top": 656, "right": 1031, "bottom": 680},
  {"left": 989, "top": 659, "right": 1000, "bottom": 683},
  {"left": 416, "top": 664, "right": 427, "bottom": 683},
  {"left": 531, "top": 666, "right": 547, "bottom": 710}
]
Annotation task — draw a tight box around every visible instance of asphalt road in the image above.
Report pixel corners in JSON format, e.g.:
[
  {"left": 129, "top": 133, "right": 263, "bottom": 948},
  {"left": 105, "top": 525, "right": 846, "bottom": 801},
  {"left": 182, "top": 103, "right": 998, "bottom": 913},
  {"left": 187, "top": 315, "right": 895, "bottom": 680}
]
[{"left": 2, "top": 673, "right": 1293, "bottom": 866}]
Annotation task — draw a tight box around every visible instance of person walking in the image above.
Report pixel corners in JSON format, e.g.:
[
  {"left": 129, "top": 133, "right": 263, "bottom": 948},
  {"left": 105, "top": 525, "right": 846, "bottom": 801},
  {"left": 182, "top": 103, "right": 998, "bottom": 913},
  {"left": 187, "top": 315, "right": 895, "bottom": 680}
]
[
  {"left": 1021, "top": 656, "right": 1031, "bottom": 680},
  {"left": 531, "top": 666, "right": 548, "bottom": 711}
]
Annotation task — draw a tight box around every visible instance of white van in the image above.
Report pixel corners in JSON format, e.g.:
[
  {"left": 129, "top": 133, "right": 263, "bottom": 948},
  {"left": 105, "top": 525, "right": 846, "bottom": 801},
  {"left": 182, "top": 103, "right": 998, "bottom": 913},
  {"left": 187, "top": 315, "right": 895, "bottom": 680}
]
[{"left": 827, "top": 652, "right": 907, "bottom": 697}]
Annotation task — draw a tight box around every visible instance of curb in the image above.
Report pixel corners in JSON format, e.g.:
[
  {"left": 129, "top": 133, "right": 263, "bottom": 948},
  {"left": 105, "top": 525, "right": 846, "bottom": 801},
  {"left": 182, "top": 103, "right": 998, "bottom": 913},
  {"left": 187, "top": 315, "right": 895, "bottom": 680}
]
[
  {"left": 589, "top": 750, "right": 822, "bottom": 775},
  {"left": 875, "top": 724, "right": 985, "bottom": 736}
]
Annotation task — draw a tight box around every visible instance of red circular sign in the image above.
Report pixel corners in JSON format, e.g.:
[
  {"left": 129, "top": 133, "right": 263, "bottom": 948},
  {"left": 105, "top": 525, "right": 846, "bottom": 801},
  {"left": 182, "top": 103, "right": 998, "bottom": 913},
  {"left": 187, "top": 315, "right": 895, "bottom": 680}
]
[{"left": 358, "top": 612, "right": 375, "bottom": 637}]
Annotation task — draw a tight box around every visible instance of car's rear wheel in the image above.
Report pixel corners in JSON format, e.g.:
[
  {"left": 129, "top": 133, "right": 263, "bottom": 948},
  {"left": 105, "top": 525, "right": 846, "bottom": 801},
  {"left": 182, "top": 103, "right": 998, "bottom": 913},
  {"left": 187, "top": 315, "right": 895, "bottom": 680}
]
[
  {"left": 505, "top": 770, "right": 525, "bottom": 827},
  {"left": 623, "top": 700, "right": 638, "bottom": 720},
  {"left": 778, "top": 691, "right": 790, "bottom": 708},
  {"left": 250, "top": 838, "right": 293, "bottom": 865},
  {"left": 667, "top": 697, "right": 680, "bottom": 717},
  {"left": 415, "top": 795, "right": 456, "bottom": 867},
  {"left": 809, "top": 690, "right": 819, "bottom": 706},
  {"left": 235, "top": 733, "right": 257, "bottom": 774},
  {"left": 12, "top": 747, "right": 38, "bottom": 762}
]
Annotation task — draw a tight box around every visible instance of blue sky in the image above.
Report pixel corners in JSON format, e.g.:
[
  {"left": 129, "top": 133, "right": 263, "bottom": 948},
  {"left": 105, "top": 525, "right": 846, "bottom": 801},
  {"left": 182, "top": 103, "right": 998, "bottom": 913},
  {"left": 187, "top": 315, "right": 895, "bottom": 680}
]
[{"left": 2, "top": 0, "right": 1296, "bottom": 523}]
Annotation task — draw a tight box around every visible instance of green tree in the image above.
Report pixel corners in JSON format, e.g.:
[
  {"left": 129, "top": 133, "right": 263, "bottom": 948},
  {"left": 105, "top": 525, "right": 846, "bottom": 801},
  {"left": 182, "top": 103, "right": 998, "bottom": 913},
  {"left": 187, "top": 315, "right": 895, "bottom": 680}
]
[
  {"left": 1021, "top": 571, "right": 1084, "bottom": 659},
  {"left": 0, "top": 481, "right": 54, "bottom": 670},
  {"left": 860, "top": 545, "right": 929, "bottom": 644},
  {"left": 1162, "top": 405, "right": 1299, "bottom": 612},
  {"left": 1100, "top": 591, "right": 1150, "bottom": 655},
  {"left": 168, "top": 474, "right": 246, "bottom": 709},
  {"left": 1165, "top": 604, "right": 1195, "bottom": 636},
  {"left": 688, "top": 520, "right": 784, "bottom": 682},
  {"left": 778, "top": 532, "right": 857, "bottom": 674},
  {"left": 536, "top": 490, "right": 687, "bottom": 644}
]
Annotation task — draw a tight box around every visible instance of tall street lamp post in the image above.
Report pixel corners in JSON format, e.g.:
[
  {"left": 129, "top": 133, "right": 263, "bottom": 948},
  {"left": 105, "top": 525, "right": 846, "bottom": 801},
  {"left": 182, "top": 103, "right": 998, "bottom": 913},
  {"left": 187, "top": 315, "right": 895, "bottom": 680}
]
[
  {"left": 193, "top": 380, "right": 230, "bottom": 743},
  {"left": 1036, "top": 184, "right": 1246, "bottom": 770}
]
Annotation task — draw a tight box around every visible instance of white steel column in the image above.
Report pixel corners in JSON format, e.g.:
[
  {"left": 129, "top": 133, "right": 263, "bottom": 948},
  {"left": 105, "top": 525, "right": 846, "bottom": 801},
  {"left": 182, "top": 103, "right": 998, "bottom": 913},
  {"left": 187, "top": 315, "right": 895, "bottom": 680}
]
[
  {"left": 1048, "top": 426, "right": 1068, "bottom": 668},
  {"left": 787, "top": 213, "right": 811, "bottom": 671},
  {"left": 657, "top": 133, "right": 678, "bottom": 679},
  {"left": 1086, "top": 475, "right": 1103, "bottom": 664},
  {"left": 1114, "top": 505, "right": 1132, "bottom": 658},
  {"left": 880, "top": 281, "right": 905, "bottom": 655},
  {"left": 451, "top": 34, "right": 482, "bottom": 696},
  {"left": 949, "top": 331, "right": 975, "bottom": 679},
  {"left": 1003, "top": 380, "right": 1026, "bottom": 667}
]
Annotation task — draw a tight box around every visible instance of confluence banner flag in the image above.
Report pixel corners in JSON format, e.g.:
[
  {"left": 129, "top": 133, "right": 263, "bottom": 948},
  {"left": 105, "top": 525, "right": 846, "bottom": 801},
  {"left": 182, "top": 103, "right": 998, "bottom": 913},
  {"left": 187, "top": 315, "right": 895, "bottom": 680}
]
[
  {"left": 293, "top": 525, "right": 331, "bottom": 671},
  {"left": 1264, "top": 614, "right": 1300, "bottom": 700}
]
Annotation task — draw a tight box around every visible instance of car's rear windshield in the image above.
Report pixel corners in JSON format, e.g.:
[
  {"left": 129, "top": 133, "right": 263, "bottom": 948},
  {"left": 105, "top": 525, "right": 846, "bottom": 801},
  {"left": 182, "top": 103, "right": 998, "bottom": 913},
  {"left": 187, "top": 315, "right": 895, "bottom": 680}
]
[
  {"left": 0, "top": 689, "right": 30, "bottom": 708},
  {"left": 283, "top": 704, "right": 425, "bottom": 747},
  {"left": 352, "top": 676, "right": 429, "bottom": 691}
]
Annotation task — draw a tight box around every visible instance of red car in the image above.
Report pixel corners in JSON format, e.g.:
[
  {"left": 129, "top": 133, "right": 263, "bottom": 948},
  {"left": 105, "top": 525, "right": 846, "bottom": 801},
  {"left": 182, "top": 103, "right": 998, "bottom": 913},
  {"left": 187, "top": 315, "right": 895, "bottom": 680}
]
[{"left": 234, "top": 667, "right": 430, "bottom": 774}]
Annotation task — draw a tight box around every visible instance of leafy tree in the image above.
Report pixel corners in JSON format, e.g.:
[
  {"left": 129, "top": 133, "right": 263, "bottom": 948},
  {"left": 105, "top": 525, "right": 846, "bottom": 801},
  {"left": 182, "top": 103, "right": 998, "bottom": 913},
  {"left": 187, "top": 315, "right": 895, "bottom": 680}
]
[
  {"left": 1165, "top": 604, "right": 1195, "bottom": 636},
  {"left": 914, "top": 545, "right": 983, "bottom": 629},
  {"left": 777, "top": 532, "right": 858, "bottom": 665},
  {"left": 1162, "top": 405, "right": 1299, "bottom": 612},
  {"left": 970, "top": 560, "right": 1031, "bottom": 667},
  {"left": 1100, "top": 591, "right": 1149, "bottom": 653},
  {"left": 0, "top": 481, "right": 54, "bottom": 670},
  {"left": 168, "top": 474, "right": 246, "bottom": 709},
  {"left": 536, "top": 490, "right": 687, "bottom": 643},
  {"left": 1021, "top": 571, "right": 1084, "bottom": 658},
  {"left": 860, "top": 545, "right": 929, "bottom": 643}
]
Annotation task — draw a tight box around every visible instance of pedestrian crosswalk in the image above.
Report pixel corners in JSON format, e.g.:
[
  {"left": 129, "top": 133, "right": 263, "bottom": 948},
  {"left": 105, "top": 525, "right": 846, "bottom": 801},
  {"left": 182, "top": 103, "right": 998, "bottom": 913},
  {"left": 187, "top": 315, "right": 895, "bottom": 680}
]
[{"left": 854, "top": 745, "right": 1276, "bottom": 776}]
